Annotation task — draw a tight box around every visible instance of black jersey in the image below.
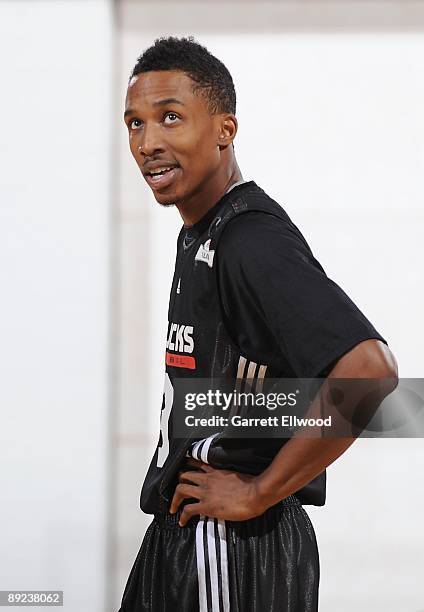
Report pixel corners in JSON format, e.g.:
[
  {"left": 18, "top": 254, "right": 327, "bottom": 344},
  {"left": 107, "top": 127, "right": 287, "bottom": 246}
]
[{"left": 140, "top": 181, "right": 387, "bottom": 515}]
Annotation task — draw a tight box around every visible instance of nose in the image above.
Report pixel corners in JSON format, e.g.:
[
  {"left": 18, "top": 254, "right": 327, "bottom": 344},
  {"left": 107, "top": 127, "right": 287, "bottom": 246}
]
[{"left": 137, "top": 122, "right": 164, "bottom": 157}]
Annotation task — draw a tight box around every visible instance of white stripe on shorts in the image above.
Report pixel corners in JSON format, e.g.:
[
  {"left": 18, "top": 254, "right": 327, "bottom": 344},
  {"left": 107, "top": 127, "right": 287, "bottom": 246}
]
[
  {"left": 207, "top": 518, "right": 220, "bottom": 610},
  {"left": 191, "top": 438, "right": 205, "bottom": 460},
  {"left": 196, "top": 515, "right": 230, "bottom": 612},
  {"left": 196, "top": 516, "right": 208, "bottom": 612},
  {"left": 218, "top": 519, "right": 230, "bottom": 612},
  {"left": 199, "top": 433, "right": 220, "bottom": 463}
]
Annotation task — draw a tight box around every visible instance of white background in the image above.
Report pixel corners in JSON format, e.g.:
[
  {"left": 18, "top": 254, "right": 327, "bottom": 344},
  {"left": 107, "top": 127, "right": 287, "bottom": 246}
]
[
  {"left": 0, "top": 2, "right": 113, "bottom": 611},
  {"left": 1, "top": 1, "right": 423, "bottom": 611}
]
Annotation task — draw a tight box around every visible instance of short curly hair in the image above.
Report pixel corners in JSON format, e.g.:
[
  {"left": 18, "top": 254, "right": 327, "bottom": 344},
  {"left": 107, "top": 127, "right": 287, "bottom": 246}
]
[{"left": 129, "top": 36, "right": 236, "bottom": 116}]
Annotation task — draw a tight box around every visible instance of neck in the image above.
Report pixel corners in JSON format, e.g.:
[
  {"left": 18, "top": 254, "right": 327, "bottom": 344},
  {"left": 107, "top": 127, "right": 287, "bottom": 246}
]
[{"left": 176, "top": 159, "right": 243, "bottom": 227}]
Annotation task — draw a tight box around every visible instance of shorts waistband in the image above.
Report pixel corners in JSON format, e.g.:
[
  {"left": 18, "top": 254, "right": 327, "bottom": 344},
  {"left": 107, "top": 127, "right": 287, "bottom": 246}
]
[{"left": 154, "top": 494, "right": 301, "bottom": 528}]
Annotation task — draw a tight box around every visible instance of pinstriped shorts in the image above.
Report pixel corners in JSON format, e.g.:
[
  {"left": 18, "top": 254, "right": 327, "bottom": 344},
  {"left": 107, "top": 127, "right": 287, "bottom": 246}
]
[{"left": 118, "top": 494, "right": 319, "bottom": 612}]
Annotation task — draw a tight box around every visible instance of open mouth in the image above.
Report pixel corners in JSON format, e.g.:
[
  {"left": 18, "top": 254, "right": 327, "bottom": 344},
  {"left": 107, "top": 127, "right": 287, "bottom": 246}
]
[
  {"left": 146, "top": 166, "right": 175, "bottom": 180},
  {"left": 145, "top": 165, "right": 180, "bottom": 190}
]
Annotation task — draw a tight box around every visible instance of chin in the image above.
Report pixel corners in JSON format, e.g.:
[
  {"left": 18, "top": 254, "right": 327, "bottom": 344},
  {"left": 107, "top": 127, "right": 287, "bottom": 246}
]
[{"left": 152, "top": 190, "right": 178, "bottom": 207}]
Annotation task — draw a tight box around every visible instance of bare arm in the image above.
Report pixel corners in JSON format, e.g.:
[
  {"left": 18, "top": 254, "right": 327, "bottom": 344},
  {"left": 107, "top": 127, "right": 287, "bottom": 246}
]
[
  {"left": 172, "top": 339, "right": 398, "bottom": 524},
  {"left": 253, "top": 338, "right": 398, "bottom": 512}
]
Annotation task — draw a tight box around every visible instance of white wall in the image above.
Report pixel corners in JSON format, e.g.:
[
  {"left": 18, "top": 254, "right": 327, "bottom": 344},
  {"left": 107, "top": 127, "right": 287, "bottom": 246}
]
[
  {"left": 116, "top": 2, "right": 424, "bottom": 611},
  {"left": 0, "top": 2, "right": 114, "bottom": 611}
]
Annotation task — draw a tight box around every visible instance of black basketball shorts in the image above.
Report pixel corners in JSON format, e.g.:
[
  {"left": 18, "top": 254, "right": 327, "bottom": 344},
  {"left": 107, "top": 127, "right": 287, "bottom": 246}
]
[{"left": 118, "top": 494, "right": 319, "bottom": 612}]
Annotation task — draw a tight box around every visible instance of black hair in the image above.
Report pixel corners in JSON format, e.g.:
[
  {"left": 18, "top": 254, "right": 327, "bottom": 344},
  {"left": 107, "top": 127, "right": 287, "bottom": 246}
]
[{"left": 129, "top": 36, "right": 236, "bottom": 115}]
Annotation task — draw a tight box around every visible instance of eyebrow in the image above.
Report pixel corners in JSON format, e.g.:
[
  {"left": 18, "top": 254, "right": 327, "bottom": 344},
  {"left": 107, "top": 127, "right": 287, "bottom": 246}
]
[{"left": 124, "top": 98, "right": 185, "bottom": 118}]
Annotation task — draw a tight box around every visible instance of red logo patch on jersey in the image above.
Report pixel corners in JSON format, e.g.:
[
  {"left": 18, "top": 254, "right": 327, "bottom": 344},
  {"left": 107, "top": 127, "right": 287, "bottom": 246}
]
[{"left": 165, "top": 352, "right": 196, "bottom": 369}]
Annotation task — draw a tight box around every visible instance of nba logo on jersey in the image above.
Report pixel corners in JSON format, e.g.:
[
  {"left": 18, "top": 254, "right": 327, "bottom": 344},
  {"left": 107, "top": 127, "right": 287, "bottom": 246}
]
[{"left": 195, "top": 238, "right": 215, "bottom": 268}]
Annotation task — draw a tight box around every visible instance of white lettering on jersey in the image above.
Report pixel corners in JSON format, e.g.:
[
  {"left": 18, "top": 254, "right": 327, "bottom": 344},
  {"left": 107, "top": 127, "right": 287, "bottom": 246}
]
[
  {"left": 195, "top": 239, "right": 215, "bottom": 268},
  {"left": 166, "top": 323, "right": 194, "bottom": 354},
  {"left": 157, "top": 373, "right": 173, "bottom": 467},
  {"left": 183, "top": 325, "right": 194, "bottom": 353},
  {"left": 167, "top": 323, "right": 178, "bottom": 350},
  {"left": 175, "top": 325, "right": 185, "bottom": 352}
]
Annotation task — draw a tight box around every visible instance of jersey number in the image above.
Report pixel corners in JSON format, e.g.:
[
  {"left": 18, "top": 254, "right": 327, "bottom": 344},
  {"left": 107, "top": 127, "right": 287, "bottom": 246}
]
[{"left": 156, "top": 373, "right": 173, "bottom": 467}]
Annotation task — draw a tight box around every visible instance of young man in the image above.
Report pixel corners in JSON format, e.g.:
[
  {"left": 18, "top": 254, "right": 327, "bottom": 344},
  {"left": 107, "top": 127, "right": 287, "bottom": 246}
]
[{"left": 119, "top": 37, "right": 398, "bottom": 611}]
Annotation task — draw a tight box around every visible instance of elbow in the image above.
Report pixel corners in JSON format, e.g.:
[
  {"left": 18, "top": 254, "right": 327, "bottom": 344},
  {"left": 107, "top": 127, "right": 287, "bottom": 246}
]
[
  {"left": 368, "top": 342, "right": 399, "bottom": 394},
  {"left": 333, "top": 339, "right": 399, "bottom": 393},
  {"left": 375, "top": 364, "right": 398, "bottom": 396}
]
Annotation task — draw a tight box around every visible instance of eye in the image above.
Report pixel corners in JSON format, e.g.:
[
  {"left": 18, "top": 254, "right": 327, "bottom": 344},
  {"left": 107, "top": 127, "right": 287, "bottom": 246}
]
[
  {"left": 163, "top": 112, "right": 179, "bottom": 125},
  {"left": 129, "top": 118, "right": 142, "bottom": 130}
]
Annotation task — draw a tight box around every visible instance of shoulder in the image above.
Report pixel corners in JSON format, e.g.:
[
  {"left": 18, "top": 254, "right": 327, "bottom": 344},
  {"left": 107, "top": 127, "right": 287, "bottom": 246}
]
[{"left": 217, "top": 209, "right": 313, "bottom": 263}]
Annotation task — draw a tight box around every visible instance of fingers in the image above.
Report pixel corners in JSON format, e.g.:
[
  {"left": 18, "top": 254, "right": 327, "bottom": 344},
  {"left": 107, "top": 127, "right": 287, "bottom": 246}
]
[
  {"left": 169, "top": 483, "right": 201, "bottom": 514},
  {"left": 177, "top": 470, "right": 205, "bottom": 485},
  {"left": 185, "top": 457, "right": 212, "bottom": 471},
  {"left": 179, "top": 502, "right": 203, "bottom": 527}
]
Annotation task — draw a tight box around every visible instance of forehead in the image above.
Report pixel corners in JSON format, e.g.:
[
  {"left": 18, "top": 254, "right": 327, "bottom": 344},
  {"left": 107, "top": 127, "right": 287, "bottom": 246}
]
[{"left": 125, "top": 70, "right": 201, "bottom": 108}]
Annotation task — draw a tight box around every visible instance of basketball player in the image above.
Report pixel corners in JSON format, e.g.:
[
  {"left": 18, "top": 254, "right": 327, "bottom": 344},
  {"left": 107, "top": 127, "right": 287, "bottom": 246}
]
[{"left": 119, "top": 36, "right": 398, "bottom": 611}]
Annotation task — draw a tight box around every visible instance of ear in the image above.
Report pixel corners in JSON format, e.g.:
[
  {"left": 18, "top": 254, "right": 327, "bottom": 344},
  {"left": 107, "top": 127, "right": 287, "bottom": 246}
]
[{"left": 217, "top": 114, "right": 238, "bottom": 149}]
